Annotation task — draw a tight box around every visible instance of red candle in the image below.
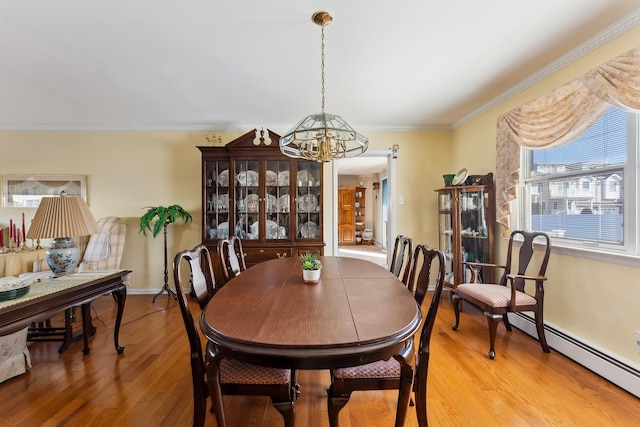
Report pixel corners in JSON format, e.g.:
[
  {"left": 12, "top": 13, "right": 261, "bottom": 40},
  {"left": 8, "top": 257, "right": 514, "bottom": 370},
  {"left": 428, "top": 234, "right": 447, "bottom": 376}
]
[
  {"left": 22, "top": 213, "right": 26, "bottom": 242},
  {"left": 0, "top": 228, "right": 4, "bottom": 247},
  {"left": 9, "top": 219, "right": 12, "bottom": 238},
  {"left": 13, "top": 224, "right": 17, "bottom": 244},
  {"left": 17, "top": 229, "right": 20, "bottom": 247}
]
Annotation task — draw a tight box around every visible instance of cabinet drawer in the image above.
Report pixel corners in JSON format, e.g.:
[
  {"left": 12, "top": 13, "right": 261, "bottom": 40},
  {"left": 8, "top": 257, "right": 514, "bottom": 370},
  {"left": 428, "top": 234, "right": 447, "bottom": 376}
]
[{"left": 245, "top": 248, "right": 292, "bottom": 264}]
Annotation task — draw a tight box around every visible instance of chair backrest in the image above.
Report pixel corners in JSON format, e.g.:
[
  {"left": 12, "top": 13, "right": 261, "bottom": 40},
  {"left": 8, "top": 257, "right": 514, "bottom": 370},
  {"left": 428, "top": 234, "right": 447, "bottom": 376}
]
[
  {"left": 389, "top": 235, "right": 413, "bottom": 285},
  {"left": 412, "top": 246, "right": 446, "bottom": 358},
  {"left": 218, "top": 236, "right": 247, "bottom": 282},
  {"left": 173, "top": 245, "right": 214, "bottom": 397},
  {"left": 78, "top": 216, "right": 127, "bottom": 272},
  {"left": 500, "top": 231, "right": 551, "bottom": 291},
  {"left": 175, "top": 244, "right": 217, "bottom": 310}
]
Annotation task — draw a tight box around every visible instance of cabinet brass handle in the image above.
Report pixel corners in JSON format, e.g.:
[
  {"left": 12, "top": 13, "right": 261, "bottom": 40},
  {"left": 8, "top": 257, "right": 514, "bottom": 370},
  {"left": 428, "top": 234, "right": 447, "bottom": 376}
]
[{"left": 259, "top": 249, "right": 264, "bottom": 253}]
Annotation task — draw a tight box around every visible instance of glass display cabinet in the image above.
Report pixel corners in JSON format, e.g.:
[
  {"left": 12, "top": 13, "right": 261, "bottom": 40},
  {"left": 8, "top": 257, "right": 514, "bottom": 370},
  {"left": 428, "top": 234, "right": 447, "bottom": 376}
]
[
  {"left": 199, "top": 129, "right": 324, "bottom": 275},
  {"left": 435, "top": 172, "right": 495, "bottom": 291}
]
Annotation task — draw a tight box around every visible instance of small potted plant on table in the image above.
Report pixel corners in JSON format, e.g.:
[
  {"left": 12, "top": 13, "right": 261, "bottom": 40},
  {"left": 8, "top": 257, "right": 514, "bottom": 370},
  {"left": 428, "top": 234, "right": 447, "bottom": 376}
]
[{"left": 300, "top": 251, "right": 322, "bottom": 284}]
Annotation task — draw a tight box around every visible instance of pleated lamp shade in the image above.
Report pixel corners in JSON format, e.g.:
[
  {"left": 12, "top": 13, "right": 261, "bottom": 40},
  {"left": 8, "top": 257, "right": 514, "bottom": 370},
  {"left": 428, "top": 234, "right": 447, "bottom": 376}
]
[
  {"left": 27, "top": 196, "right": 100, "bottom": 277},
  {"left": 27, "top": 196, "right": 99, "bottom": 239}
]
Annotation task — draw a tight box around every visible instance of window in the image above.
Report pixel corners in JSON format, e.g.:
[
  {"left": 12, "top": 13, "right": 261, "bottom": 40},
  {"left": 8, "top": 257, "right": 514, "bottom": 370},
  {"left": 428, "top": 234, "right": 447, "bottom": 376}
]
[{"left": 520, "top": 106, "right": 639, "bottom": 255}]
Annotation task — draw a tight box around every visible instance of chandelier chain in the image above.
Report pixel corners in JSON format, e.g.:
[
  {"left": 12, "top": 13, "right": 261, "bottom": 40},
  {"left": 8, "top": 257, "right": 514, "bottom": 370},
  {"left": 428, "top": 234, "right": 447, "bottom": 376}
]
[{"left": 320, "top": 24, "right": 325, "bottom": 114}]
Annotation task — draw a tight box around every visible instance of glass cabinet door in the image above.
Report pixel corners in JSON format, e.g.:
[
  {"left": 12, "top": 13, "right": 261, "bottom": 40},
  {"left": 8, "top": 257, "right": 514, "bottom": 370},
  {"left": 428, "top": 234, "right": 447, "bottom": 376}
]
[
  {"left": 460, "top": 189, "right": 490, "bottom": 282},
  {"left": 295, "top": 162, "right": 322, "bottom": 240},
  {"left": 438, "top": 192, "right": 454, "bottom": 285},
  {"left": 205, "top": 160, "right": 230, "bottom": 241},
  {"left": 265, "top": 160, "right": 290, "bottom": 240},
  {"left": 234, "top": 159, "right": 260, "bottom": 239}
]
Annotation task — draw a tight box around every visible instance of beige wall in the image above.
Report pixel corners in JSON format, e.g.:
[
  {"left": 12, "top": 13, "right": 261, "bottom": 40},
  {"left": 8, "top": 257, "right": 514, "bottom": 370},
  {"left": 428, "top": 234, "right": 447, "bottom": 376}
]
[
  {"left": 452, "top": 27, "right": 640, "bottom": 364},
  {"left": 0, "top": 128, "right": 452, "bottom": 295}
]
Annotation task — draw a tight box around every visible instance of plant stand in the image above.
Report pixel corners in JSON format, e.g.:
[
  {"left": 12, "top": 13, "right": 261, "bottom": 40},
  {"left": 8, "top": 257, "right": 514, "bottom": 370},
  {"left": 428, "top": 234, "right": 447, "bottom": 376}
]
[{"left": 152, "top": 221, "right": 177, "bottom": 302}]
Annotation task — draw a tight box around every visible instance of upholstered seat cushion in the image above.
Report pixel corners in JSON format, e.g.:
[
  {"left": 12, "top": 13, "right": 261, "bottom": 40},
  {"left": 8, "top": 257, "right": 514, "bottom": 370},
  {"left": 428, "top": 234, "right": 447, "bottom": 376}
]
[
  {"left": 332, "top": 358, "right": 400, "bottom": 379},
  {"left": 0, "top": 327, "right": 31, "bottom": 383},
  {"left": 220, "top": 358, "right": 291, "bottom": 385},
  {"left": 456, "top": 283, "right": 537, "bottom": 307}
]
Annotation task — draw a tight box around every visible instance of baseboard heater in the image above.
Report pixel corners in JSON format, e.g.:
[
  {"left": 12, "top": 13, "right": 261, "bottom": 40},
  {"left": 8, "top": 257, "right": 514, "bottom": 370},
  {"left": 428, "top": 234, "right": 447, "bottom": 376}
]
[{"left": 509, "top": 313, "right": 640, "bottom": 398}]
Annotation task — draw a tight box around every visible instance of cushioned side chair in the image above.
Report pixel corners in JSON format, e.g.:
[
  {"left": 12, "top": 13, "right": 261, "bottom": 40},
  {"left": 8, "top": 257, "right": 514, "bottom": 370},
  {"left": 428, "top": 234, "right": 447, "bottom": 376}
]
[
  {"left": 452, "top": 230, "right": 551, "bottom": 360},
  {"left": 327, "top": 245, "right": 446, "bottom": 427},
  {"left": 389, "top": 235, "right": 413, "bottom": 286},
  {"left": 217, "top": 236, "right": 247, "bottom": 283},
  {"left": 174, "top": 244, "right": 297, "bottom": 427}
]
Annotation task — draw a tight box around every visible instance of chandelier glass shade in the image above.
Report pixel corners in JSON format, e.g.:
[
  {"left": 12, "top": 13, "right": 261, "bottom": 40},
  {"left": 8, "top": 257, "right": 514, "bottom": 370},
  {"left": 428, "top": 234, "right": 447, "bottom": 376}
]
[{"left": 280, "top": 11, "right": 368, "bottom": 163}]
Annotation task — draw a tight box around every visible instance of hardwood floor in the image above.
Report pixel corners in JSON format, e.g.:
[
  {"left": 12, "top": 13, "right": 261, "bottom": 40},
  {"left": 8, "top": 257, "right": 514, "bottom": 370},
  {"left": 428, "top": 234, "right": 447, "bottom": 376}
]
[{"left": 1, "top": 292, "right": 638, "bottom": 426}]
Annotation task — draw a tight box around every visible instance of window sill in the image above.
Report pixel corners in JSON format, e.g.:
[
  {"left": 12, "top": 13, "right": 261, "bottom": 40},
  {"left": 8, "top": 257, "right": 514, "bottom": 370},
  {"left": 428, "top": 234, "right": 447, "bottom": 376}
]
[{"left": 540, "top": 240, "right": 640, "bottom": 268}]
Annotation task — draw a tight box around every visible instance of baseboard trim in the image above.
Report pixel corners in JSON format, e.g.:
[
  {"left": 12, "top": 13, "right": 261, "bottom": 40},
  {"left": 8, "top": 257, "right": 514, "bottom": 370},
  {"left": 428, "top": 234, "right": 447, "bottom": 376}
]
[{"left": 509, "top": 313, "right": 640, "bottom": 398}]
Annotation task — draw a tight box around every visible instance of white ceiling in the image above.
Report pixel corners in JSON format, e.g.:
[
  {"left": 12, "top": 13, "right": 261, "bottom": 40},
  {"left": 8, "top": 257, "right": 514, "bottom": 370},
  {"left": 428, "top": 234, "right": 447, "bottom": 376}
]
[{"left": 1, "top": 1, "right": 637, "bottom": 133}]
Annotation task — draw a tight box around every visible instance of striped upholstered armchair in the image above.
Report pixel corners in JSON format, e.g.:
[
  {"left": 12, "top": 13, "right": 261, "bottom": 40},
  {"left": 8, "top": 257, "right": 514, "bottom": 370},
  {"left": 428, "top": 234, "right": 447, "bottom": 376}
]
[{"left": 77, "top": 216, "right": 127, "bottom": 272}]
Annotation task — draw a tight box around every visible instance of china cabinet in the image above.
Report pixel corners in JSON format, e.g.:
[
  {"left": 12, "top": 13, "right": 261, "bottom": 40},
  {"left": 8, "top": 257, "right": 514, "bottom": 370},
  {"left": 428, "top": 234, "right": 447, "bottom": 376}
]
[
  {"left": 355, "top": 187, "right": 366, "bottom": 245},
  {"left": 435, "top": 173, "right": 495, "bottom": 291},
  {"left": 198, "top": 129, "right": 324, "bottom": 279}
]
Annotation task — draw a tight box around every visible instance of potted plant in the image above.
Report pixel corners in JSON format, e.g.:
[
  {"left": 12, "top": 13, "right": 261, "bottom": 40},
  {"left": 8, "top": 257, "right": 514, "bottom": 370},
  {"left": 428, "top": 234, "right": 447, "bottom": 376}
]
[
  {"left": 139, "top": 205, "right": 192, "bottom": 301},
  {"left": 300, "top": 251, "right": 322, "bottom": 284}
]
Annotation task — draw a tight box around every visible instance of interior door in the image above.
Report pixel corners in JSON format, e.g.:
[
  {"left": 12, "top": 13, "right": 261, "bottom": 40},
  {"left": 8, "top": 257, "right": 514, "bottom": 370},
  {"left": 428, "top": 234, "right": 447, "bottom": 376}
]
[{"left": 338, "top": 188, "right": 355, "bottom": 244}]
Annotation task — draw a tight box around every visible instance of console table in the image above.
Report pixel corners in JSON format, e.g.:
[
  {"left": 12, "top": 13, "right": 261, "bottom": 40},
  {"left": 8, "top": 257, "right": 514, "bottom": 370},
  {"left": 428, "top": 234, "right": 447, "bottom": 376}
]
[{"left": 0, "top": 270, "right": 131, "bottom": 354}]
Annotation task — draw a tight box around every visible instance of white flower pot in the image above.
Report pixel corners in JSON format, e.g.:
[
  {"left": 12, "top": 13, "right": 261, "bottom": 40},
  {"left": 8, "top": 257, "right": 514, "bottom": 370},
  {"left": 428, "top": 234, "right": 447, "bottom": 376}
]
[{"left": 302, "top": 269, "right": 321, "bottom": 284}]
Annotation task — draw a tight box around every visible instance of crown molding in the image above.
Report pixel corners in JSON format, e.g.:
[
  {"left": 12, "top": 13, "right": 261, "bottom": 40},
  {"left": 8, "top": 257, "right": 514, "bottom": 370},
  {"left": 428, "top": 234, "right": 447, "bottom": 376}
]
[{"left": 451, "top": 8, "right": 640, "bottom": 130}]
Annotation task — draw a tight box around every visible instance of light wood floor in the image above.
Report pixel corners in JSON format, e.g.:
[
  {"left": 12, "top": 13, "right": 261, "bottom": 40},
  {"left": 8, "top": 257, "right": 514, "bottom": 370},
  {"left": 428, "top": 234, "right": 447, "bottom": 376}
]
[{"left": 1, "top": 292, "right": 638, "bottom": 426}]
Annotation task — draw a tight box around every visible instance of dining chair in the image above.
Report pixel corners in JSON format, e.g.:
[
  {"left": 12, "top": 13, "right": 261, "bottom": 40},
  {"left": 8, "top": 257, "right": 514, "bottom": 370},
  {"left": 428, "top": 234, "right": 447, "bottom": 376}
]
[
  {"left": 217, "top": 235, "right": 247, "bottom": 283},
  {"left": 452, "top": 230, "right": 551, "bottom": 360},
  {"left": 173, "top": 244, "right": 297, "bottom": 427},
  {"left": 389, "top": 234, "right": 413, "bottom": 286},
  {"left": 327, "top": 244, "right": 446, "bottom": 427}
]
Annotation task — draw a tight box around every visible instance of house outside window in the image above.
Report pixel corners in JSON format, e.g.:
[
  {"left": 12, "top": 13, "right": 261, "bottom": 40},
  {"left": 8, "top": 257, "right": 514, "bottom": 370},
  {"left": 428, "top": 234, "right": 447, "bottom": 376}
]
[{"left": 520, "top": 106, "right": 639, "bottom": 255}]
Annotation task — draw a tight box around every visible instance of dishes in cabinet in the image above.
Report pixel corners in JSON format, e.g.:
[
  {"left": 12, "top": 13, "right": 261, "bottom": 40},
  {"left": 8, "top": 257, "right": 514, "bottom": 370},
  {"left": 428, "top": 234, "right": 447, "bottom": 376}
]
[
  {"left": 300, "top": 221, "right": 319, "bottom": 238},
  {"left": 277, "top": 171, "right": 289, "bottom": 186},
  {"left": 278, "top": 194, "right": 290, "bottom": 212},
  {"left": 297, "top": 194, "right": 318, "bottom": 213},
  {"left": 265, "top": 194, "right": 277, "bottom": 212},
  {"left": 244, "top": 194, "right": 259, "bottom": 213},
  {"left": 296, "top": 169, "right": 315, "bottom": 186},
  {"left": 211, "top": 194, "right": 229, "bottom": 212},
  {"left": 250, "top": 220, "right": 279, "bottom": 239},
  {"left": 265, "top": 170, "right": 277, "bottom": 186},
  {"left": 236, "top": 170, "right": 258, "bottom": 186},
  {"left": 216, "top": 222, "right": 229, "bottom": 239},
  {"left": 218, "top": 169, "right": 229, "bottom": 186}
]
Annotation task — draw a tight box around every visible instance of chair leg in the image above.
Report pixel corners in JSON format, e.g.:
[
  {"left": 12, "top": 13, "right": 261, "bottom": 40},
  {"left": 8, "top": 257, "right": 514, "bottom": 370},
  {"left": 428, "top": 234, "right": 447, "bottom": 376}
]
[
  {"left": 451, "top": 294, "right": 462, "bottom": 330},
  {"left": 326, "top": 384, "right": 350, "bottom": 427},
  {"left": 193, "top": 388, "right": 207, "bottom": 427},
  {"left": 485, "top": 313, "right": 502, "bottom": 360},
  {"left": 502, "top": 313, "right": 512, "bottom": 331},
  {"left": 414, "top": 362, "right": 429, "bottom": 427},
  {"left": 394, "top": 352, "right": 416, "bottom": 427},
  {"left": 535, "top": 310, "right": 550, "bottom": 353},
  {"left": 272, "top": 400, "right": 295, "bottom": 427}
]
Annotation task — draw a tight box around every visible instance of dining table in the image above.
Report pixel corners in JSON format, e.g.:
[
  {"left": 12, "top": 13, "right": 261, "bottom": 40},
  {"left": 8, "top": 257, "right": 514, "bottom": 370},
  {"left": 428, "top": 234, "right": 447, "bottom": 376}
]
[{"left": 200, "top": 256, "right": 421, "bottom": 427}]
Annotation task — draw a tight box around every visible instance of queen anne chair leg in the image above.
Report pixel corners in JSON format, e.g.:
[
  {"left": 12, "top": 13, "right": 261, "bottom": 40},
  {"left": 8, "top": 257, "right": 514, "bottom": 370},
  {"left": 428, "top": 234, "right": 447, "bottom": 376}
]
[
  {"left": 394, "top": 350, "right": 416, "bottom": 427},
  {"left": 272, "top": 401, "right": 296, "bottom": 427},
  {"left": 486, "top": 313, "right": 502, "bottom": 360}
]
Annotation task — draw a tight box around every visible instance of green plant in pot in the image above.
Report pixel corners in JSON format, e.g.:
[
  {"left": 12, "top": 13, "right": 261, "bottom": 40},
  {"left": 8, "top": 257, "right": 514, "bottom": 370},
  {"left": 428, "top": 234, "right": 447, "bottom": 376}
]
[
  {"left": 139, "top": 204, "right": 192, "bottom": 301},
  {"left": 300, "top": 251, "right": 322, "bottom": 284}
]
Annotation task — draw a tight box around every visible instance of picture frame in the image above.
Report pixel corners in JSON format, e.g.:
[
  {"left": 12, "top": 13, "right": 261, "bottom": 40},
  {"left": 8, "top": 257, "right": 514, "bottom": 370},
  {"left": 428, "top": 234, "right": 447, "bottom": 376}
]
[{"left": 2, "top": 174, "right": 87, "bottom": 207}]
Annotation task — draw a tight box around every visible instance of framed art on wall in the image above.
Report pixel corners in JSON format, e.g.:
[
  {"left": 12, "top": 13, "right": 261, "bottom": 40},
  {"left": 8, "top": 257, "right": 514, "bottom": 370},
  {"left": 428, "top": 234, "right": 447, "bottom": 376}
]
[{"left": 2, "top": 175, "right": 87, "bottom": 207}]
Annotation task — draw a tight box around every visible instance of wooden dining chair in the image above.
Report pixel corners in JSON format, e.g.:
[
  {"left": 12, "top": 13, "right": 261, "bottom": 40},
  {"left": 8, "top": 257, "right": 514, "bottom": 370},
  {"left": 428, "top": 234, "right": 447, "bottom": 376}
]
[
  {"left": 327, "top": 245, "right": 446, "bottom": 427},
  {"left": 452, "top": 230, "right": 552, "bottom": 360},
  {"left": 217, "top": 235, "right": 247, "bottom": 283},
  {"left": 389, "top": 234, "right": 413, "bottom": 286},
  {"left": 173, "top": 244, "right": 297, "bottom": 427}
]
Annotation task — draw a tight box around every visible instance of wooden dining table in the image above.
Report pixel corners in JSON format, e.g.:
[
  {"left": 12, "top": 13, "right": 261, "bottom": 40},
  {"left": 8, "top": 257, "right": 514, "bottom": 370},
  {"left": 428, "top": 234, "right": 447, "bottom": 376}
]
[{"left": 200, "top": 256, "right": 421, "bottom": 427}]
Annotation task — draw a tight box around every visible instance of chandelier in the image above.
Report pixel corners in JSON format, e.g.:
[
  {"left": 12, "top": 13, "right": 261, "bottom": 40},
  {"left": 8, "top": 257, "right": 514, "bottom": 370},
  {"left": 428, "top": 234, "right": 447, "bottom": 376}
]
[{"left": 280, "top": 11, "right": 368, "bottom": 163}]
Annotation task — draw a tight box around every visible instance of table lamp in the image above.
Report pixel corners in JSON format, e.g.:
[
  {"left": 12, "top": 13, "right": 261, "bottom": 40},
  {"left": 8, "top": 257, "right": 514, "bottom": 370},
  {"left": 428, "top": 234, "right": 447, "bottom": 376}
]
[{"left": 26, "top": 195, "right": 100, "bottom": 278}]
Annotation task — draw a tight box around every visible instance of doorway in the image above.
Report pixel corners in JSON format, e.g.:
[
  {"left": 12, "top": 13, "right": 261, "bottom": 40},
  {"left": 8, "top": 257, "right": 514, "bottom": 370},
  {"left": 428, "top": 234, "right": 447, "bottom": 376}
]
[{"left": 333, "top": 149, "right": 396, "bottom": 265}]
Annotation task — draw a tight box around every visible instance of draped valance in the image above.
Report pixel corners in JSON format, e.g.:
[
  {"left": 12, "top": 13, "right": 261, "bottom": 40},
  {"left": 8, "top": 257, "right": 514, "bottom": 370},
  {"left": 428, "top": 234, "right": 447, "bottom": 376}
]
[{"left": 495, "top": 46, "right": 640, "bottom": 234}]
